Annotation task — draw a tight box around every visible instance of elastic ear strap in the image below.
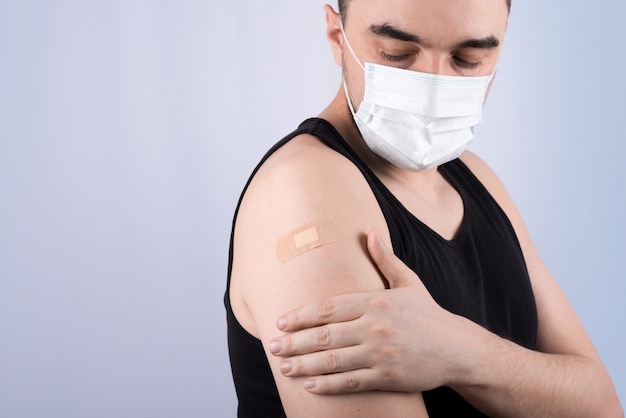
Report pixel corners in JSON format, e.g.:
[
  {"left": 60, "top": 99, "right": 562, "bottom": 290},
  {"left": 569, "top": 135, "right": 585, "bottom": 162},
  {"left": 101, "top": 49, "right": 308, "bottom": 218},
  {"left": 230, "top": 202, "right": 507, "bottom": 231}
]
[
  {"left": 343, "top": 79, "right": 357, "bottom": 116},
  {"left": 340, "top": 19, "right": 365, "bottom": 71},
  {"left": 339, "top": 18, "right": 361, "bottom": 117},
  {"left": 276, "top": 219, "right": 341, "bottom": 263}
]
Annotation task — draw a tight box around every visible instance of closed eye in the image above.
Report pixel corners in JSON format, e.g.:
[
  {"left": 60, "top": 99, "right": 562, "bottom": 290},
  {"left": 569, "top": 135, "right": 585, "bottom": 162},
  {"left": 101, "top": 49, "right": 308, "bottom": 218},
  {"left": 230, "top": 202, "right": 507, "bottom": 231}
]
[
  {"left": 381, "top": 51, "right": 412, "bottom": 63},
  {"left": 453, "top": 56, "right": 481, "bottom": 69}
]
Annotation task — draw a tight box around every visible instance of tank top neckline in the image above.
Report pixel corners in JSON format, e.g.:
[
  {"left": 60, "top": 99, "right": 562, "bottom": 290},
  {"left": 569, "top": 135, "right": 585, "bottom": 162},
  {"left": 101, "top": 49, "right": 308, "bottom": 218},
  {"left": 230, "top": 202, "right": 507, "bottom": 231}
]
[{"left": 302, "top": 117, "right": 472, "bottom": 247}]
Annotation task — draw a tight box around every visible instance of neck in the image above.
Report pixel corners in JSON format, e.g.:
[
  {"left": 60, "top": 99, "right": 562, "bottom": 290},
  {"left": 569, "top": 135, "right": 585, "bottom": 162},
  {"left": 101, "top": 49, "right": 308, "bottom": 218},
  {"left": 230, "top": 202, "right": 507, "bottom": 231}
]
[{"left": 318, "top": 86, "right": 441, "bottom": 187}]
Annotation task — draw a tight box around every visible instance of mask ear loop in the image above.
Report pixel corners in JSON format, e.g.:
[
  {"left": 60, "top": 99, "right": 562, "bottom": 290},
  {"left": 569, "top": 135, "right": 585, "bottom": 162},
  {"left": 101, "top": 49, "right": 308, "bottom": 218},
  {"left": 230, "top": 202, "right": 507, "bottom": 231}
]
[
  {"left": 342, "top": 78, "right": 358, "bottom": 117},
  {"left": 339, "top": 19, "right": 365, "bottom": 71},
  {"left": 339, "top": 18, "right": 364, "bottom": 117}
]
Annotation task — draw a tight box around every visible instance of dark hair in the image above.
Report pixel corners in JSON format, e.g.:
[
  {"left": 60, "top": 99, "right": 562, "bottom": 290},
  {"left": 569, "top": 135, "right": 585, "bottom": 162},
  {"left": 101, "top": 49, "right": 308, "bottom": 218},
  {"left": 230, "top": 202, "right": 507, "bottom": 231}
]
[{"left": 338, "top": 0, "right": 511, "bottom": 23}]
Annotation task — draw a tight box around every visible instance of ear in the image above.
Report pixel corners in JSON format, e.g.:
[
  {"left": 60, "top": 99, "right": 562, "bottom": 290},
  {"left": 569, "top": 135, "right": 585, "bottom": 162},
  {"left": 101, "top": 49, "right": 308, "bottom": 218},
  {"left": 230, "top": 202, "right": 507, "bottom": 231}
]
[{"left": 324, "top": 4, "right": 343, "bottom": 66}]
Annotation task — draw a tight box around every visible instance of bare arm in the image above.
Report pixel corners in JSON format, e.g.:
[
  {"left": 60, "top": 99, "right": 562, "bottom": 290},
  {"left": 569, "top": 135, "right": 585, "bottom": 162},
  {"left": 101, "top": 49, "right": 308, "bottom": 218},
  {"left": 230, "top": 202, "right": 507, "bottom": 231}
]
[
  {"left": 229, "top": 135, "right": 427, "bottom": 417},
  {"left": 268, "top": 151, "right": 623, "bottom": 417}
]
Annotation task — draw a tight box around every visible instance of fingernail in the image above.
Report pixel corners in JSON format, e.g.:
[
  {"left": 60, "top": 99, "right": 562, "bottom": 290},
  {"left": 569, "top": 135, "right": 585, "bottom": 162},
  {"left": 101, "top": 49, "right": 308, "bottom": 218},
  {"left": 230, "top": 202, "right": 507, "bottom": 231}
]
[
  {"left": 269, "top": 340, "right": 281, "bottom": 354},
  {"left": 280, "top": 360, "right": 292, "bottom": 374},
  {"left": 277, "top": 317, "right": 287, "bottom": 330},
  {"left": 303, "top": 379, "right": 316, "bottom": 390}
]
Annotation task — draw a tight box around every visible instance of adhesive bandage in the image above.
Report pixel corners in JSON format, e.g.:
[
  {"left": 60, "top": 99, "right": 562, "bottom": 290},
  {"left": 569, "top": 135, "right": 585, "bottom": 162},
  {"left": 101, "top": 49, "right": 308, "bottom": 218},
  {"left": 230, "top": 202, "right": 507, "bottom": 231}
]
[{"left": 276, "top": 219, "right": 341, "bottom": 263}]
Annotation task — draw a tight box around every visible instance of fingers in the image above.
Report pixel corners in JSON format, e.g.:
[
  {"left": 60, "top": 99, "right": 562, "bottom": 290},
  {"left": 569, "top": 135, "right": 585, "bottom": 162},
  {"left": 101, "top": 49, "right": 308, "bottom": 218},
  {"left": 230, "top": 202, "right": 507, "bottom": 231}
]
[
  {"left": 270, "top": 320, "right": 363, "bottom": 357},
  {"left": 277, "top": 344, "right": 370, "bottom": 379},
  {"left": 367, "top": 228, "right": 420, "bottom": 289},
  {"left": 276, "top": 292, "right": 370, "bottom": 332},
  {"left": 303, "top": 368, "right": 382, "bottom": 394}
]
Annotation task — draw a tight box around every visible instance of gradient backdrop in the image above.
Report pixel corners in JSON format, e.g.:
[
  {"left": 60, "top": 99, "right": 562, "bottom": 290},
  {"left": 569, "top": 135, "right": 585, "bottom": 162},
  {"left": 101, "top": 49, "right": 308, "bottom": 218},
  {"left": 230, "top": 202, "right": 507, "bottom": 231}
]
[{"left": 1, "top": 1, "right": 624, "bottom": 417}]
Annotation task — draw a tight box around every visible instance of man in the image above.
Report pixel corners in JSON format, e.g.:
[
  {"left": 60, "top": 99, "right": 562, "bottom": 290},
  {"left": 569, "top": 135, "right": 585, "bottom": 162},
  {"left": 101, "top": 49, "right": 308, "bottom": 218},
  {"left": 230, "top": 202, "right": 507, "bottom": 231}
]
[{"left": 225, "top": 0, "right": 623, "bottom": 416}]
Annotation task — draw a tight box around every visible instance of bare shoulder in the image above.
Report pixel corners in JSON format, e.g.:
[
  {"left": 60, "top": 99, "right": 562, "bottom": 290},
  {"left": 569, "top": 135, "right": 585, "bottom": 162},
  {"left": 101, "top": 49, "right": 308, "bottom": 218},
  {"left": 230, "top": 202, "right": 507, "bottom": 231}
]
[
  {"left": 241, "top": 133, "right": 376, "bottom": 226},
  {"left": 236, "top": 133, "right": 390, "bottom": 260}
]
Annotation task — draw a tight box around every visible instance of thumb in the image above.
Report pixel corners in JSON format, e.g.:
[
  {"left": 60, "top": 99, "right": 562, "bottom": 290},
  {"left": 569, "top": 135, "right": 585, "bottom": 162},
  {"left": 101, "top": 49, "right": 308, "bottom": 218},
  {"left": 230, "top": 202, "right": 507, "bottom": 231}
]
[{"left": 367, "top": 229, "right": 421, "bottom": 289}]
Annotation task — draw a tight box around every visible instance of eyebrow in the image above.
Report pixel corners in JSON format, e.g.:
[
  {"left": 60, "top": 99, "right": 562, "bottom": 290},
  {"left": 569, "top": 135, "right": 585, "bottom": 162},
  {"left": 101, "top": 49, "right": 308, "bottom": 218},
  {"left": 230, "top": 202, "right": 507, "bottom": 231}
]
[
  {"left": 368, "top": 23, "right": 500, "bottom": 50},
  {"left": 454, "top": 37, "right": 500, "bottom": 50},
  {"left": 369, "top": 23, "right": 421, "bottom": 43}
]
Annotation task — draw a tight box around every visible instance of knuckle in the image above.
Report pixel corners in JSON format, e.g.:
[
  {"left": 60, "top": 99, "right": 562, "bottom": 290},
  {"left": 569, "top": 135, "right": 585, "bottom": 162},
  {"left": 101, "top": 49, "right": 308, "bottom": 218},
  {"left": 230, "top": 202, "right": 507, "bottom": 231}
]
[
  {"left": 344, "top": 372, "right": 360, "bottom": 390},
  {"left": 383, "top": 366, "right": 402, "bottom": 382},
  {"left": 288, "top": 311, "right": 300, "bottom": 327},
  {"left": 379, "top": 343, "right": 400, "bottom": 361},
  {"left": 282, "top": 336, "right": 295, "bottom": 354},
  {"left": 369, "top": 294, "right": 392, "bottom": 310},
  {"left": 316, "top": 378, "right": 331, "bottom": 393},
  {"left": 316, "top": 326, "right": 331, "bottom": 347},
  {"left": 326, "top": 351, "right": 342, "bottom": 371},
  {"left": 317, "top": 298, "right": 335, "bottom": 318},
  {"left": 288, "top": 357, "right": 301, "bottom": 374},
  {"left": 370, "top": 321, "right": 394, "bottom": 339}
]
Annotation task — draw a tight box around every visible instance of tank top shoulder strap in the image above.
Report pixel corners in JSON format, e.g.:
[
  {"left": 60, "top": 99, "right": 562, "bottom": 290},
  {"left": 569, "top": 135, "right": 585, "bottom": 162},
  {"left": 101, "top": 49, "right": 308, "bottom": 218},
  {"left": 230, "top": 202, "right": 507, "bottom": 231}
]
[
  {"left": 298, "top": 118, "right": 418, "bottom": 256},
  {"left": 296, "top": 118, "right": 404, "bottom": 214},
  {"left": 438, "top": 157, "right": 507, "bottom": 220},
  {"left": 298, "top": 117, "right": 392, "bottom": 180},
  {"left": 297, "top": 118, "right": 369, "bottom": 167}
]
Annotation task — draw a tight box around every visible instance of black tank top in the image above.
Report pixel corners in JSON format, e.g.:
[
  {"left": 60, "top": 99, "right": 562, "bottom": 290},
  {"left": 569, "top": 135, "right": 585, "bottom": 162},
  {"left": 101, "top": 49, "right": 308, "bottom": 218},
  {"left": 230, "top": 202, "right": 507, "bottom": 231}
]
[{"left": 225, "top": 118, "right": 537, "bottom": 417}]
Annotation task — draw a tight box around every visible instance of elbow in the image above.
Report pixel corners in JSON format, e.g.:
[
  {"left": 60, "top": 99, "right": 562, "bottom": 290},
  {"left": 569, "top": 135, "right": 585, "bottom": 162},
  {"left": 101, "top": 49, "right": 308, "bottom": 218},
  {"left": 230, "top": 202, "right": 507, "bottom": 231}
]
[
  {"left": 587, "top": 360, "right": 623, "bottom": 418},
  {"left": 600, "top": 402, "right": 624, "bottom": 418},
  {"left": 596, "top": 380, "right": 623, "bottom": 418},
  {"left": 606, "top": 398, "right": 624, "bottom": 418}
]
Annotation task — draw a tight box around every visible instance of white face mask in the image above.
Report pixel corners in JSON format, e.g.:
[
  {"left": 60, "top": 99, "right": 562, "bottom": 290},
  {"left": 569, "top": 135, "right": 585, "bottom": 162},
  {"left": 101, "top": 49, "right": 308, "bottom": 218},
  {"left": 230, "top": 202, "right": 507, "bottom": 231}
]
[{"left": 341, "top": 24, "right": 494, "bottom": 171}]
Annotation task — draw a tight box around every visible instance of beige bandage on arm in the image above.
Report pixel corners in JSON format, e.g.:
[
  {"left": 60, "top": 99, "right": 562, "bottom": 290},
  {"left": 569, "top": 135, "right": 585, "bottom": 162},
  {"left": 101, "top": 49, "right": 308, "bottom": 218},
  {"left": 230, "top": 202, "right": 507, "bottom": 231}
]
[{"left": 276, "top": 219, "right": 341, "bottom": 263}]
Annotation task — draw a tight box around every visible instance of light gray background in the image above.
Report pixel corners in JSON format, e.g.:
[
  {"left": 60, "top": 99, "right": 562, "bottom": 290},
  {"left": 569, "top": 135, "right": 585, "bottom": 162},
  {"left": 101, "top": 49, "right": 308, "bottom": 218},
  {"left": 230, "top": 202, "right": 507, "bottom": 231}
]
[{"left": 1, "top": 1, "right": 623, "bottom": 417}]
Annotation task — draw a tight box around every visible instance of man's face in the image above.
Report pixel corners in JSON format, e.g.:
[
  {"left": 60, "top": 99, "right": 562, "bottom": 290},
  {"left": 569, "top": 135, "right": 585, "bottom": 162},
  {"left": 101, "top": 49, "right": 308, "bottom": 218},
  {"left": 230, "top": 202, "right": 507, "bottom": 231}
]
[{"left": 340, "top": 0, "right": 509, "bottom": 108}]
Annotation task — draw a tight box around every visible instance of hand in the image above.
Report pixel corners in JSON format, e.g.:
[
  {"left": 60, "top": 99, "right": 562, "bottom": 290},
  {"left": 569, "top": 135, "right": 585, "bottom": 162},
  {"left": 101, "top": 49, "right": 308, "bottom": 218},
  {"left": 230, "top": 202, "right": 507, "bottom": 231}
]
[{"left": 269, "top": 229, "right": 471, "bottom": 395}]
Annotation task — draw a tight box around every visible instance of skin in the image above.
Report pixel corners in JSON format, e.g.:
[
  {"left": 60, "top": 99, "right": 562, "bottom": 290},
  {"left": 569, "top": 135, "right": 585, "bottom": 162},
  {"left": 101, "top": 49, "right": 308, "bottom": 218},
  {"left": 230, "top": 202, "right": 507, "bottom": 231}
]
[{"left": 230, "top": 0, "right": 623, "bottom": 416}]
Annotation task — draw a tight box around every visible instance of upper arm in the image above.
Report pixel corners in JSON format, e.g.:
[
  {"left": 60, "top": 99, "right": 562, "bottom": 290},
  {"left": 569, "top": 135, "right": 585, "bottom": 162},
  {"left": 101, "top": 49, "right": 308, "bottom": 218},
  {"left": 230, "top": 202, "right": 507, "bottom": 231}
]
[
  {"left": 460, "top": 151, "right": 601, "bottom": 361},
  {"left": 230, "top": 135, "right": 426, "bottom": 417}
]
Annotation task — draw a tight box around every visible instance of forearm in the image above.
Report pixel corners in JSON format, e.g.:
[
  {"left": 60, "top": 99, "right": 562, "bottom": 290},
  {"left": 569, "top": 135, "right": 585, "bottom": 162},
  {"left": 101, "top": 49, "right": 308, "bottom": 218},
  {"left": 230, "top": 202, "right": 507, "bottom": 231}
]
[{"left": 452, "top": 320, "right": 623, "bottom": 418}]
